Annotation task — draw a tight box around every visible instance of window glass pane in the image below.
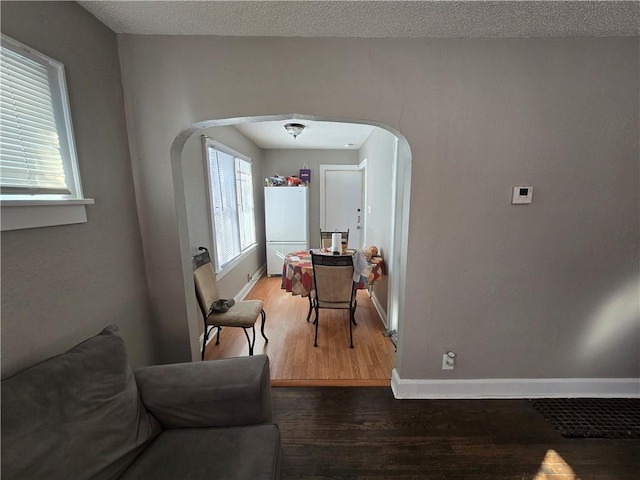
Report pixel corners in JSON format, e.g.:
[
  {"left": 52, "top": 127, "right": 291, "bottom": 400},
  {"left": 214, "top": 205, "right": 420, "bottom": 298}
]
[
  {"left": 0, "top": 37, "right": 71, "bottom": 195},
  {"left": 207, "top": 144, "right": 257, "bottom": 274},
  {"left": 235, "top": 158, "right": 256, "bottom": 250},
  {"left": 209, "top": 148, "right": 239, "bottom": 269}
]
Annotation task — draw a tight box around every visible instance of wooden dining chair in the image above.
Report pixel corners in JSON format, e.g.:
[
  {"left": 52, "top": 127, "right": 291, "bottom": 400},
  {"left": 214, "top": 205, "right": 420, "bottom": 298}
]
[
  {"left": 310, "top": 252, "right": 357, "bottom": 348},
  {"left": 320, "top": 229, "right": 349, "bottom": 249},
  {"left": 192, "top": 247, "right": 268, "bottom": 360}
]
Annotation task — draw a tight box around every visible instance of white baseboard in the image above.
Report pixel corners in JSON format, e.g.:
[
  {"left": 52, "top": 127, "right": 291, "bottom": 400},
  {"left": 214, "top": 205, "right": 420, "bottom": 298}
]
[
  {"left": 199, "top": 325, "right": 218, "bottom": 350},
  {"left": 369, "top": 290, "right": 388, "bottom": 329},
  {"left": 235, "top": 264, "right": 266, "bottom": 301},
  {"left": 391, "top": 369, "right": 640, "bottom": 399}
]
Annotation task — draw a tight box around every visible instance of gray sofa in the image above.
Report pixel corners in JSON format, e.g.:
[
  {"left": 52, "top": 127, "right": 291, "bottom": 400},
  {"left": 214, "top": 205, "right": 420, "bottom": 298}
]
[{"left": 1, "top": 326, "right": 282, "bottom": 480}]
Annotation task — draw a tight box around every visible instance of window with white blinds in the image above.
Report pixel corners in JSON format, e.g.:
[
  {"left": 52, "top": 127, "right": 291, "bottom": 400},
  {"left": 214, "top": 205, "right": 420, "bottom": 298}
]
[
  {"left": 1, "top": 35, "right": 81, "bottom": 198},
  {"left": 206, "top": 141, "right": 257, "bottom": 274}
]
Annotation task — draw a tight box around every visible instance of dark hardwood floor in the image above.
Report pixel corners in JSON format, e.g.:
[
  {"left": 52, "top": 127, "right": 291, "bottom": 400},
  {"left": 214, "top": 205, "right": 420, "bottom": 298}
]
[{"left": 272, "top": 387, "right": 640, "bottom": 480}]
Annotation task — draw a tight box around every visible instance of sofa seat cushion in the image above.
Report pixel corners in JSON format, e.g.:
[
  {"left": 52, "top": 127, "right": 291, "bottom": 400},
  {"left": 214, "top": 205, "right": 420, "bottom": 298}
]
[
  {"left": 1, "top": 326, "right": 161, "bottom": 480},
  {"left": 119, "top": 424, "right": 282, "bottom": 480}
]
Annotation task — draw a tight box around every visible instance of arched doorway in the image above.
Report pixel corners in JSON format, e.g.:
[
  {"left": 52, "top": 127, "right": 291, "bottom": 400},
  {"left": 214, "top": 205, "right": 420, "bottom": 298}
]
[{"left": 170, "top": 114, "right": 412, "bottom": 377}]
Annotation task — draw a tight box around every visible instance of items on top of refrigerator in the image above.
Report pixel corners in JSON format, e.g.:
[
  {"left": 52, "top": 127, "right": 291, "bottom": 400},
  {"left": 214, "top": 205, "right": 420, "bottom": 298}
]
[
  {"left": 265, "top": 174, "right": 306, "bottom": 187},
  {"left": 266, "top": 175, "right": 286, "bottom": 186}
]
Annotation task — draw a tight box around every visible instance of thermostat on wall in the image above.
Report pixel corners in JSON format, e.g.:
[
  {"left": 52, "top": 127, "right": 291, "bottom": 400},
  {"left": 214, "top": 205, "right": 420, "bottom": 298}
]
[{"left": 512, "top": 186, "right": 533, "bottom": 204}]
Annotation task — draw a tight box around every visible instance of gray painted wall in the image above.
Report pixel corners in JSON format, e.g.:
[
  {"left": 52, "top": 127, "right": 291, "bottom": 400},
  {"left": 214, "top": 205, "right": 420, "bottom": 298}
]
[
  {"left": 359, "top": 128, "right": 396, "bottom": 317},
  {"left": 0, "top": 2, "right": 155, "bottom": 377},
  {"left": 263, "top": 149, "right": 359, "bottom": 248},
  {"left": 116, "top": 35, "right": 639, "bottom": 380}
]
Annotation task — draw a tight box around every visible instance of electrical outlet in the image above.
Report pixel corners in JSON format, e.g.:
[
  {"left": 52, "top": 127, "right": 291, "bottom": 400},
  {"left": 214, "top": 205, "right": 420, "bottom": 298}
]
[{"left": 442, "top": 351, "right": 456, "bottom": 370}]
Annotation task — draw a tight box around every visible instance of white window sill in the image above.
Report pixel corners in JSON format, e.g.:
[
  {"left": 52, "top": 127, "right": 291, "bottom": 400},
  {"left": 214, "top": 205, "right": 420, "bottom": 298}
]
[{"left": 1, "top": 198, "right": 95, "bottom": 231}]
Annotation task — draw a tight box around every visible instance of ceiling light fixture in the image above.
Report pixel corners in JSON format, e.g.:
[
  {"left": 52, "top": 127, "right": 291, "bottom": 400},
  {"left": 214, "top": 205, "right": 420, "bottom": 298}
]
[{"left": 284, "top": 122, "right": 305, "bottom": 139}]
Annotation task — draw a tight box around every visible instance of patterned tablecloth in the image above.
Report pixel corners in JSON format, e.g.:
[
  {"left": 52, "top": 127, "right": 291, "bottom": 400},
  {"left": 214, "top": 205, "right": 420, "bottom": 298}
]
[{"left": 281, "top": 250, "right": 385, "bottom": 297}]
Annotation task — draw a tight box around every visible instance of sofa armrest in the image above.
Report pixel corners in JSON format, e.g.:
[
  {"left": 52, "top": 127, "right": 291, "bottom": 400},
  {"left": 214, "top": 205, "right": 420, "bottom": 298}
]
[{"left": 134, "top": 354, "right": 273, "bottom": 429}]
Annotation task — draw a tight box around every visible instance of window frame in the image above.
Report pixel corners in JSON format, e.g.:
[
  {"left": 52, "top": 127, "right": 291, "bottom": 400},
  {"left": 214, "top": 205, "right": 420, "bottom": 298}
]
[
  {"left": 203, "top": 137, "right": 258, "bottom": 279},
  {"left": 0, "top": 34, "right": 93, "bottom": 231}
]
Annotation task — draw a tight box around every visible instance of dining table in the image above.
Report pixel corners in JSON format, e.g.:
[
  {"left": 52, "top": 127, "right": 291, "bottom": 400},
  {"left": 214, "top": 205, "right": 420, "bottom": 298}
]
[{"left": 281, "top": 250, "right": 385, "bottom": 298}]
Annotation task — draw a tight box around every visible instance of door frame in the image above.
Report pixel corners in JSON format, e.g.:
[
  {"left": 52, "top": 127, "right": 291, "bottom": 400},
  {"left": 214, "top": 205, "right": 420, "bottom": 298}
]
[
  {"left": 359, "top": 158, "right": 368, "bottom": 247},
  {"left": 319, "top": 164, "right": 364, "bottom": 248}
]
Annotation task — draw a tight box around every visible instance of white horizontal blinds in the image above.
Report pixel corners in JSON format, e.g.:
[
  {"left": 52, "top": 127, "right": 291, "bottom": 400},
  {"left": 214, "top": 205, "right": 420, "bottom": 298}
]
[
  {"left": 207, "top": 143, "right": 258, "bottom": 273},
  {"left": 209, "top": 147, "right": 240, "bottom": 269},
  {"left": 0, "top": 43, "right": 70, "bottom": 195},
  {"left": 235, "top": 158, "right": 256, "bottom": 250}
]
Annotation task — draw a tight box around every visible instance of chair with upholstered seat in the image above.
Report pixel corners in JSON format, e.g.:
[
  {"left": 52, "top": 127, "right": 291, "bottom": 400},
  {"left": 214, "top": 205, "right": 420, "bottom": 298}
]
[
  {"left": 310, "top": 252, "right": 357, "bottom": 348},
  {"left": 193, "top": 247, "right": 267, "bottom": 360}
]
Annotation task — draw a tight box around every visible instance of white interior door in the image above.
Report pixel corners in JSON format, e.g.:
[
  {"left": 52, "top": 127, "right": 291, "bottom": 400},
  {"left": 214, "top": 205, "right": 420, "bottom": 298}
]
[{"left": 321, "top": 166, "right": 362, "bottom": 249}]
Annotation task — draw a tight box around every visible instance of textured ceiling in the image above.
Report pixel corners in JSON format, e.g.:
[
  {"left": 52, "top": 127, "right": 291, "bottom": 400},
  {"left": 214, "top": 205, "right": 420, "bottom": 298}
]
[{"left": 78, "top": 1, "right": 639, "bottom": 38}]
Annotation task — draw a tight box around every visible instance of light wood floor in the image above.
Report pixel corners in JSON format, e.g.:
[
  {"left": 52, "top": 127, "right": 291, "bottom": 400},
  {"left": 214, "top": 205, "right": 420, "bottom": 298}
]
[{"left": 204, "top": 276, "right": 396, "bottom": 386}]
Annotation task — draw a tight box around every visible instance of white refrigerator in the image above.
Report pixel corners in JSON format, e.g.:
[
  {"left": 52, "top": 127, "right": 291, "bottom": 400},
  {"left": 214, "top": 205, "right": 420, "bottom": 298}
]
[{"left": 264, "top": 186, "right": 309, "bottom": 275}]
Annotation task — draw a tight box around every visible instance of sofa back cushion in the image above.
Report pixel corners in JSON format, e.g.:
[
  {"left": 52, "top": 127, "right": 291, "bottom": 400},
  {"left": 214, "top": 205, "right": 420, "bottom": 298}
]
[{"left": 1, "top": 325, "right": 161, "bottom": 480}]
